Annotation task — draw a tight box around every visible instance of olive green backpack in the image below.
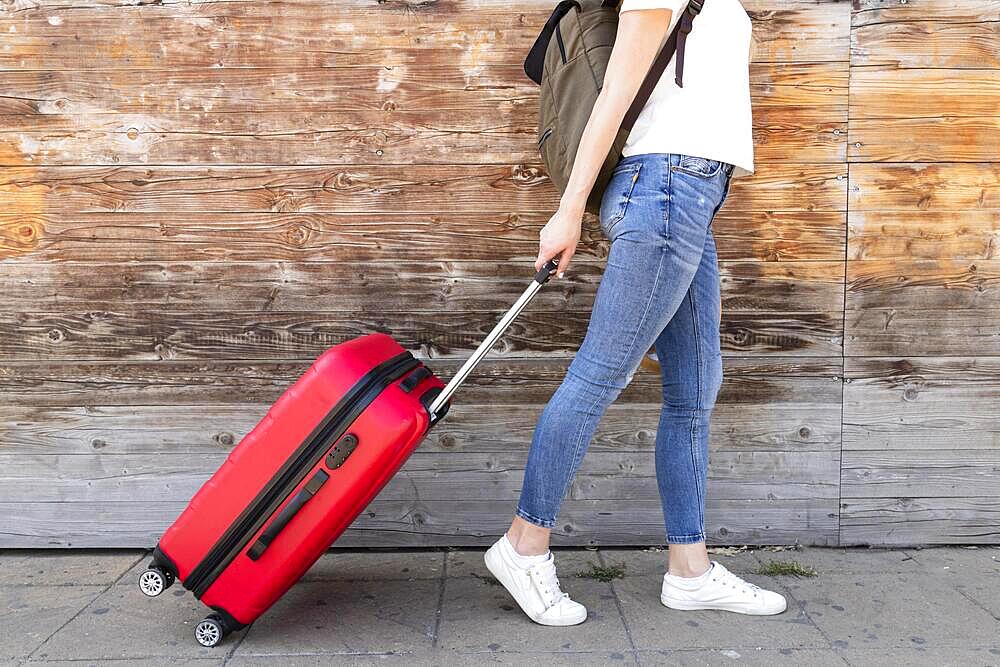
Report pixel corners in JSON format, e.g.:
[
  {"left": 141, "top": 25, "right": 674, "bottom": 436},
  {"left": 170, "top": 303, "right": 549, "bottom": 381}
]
[{"left": 524, "top": 0, "right": 706, "bottom": 214}]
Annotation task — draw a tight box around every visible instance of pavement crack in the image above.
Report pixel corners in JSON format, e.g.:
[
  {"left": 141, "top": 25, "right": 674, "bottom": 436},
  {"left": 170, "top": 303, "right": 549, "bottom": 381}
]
[{"left": 24, "top": 550, "right": 147, "bottom": 661}]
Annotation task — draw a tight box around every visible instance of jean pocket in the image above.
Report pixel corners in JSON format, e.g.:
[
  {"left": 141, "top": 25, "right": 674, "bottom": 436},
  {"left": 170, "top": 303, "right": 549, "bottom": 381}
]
[
  {"left": 672, "top": 155, "right": 725, "bottom": 179},
  {"left": 600, "top": 162, "right": 642, "bottom": 237}
]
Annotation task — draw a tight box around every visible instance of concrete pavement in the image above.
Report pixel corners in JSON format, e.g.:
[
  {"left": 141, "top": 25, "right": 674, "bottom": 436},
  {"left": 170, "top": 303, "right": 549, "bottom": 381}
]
[{"left": 1, "top": 545, "right": 998, "bottom": 666}]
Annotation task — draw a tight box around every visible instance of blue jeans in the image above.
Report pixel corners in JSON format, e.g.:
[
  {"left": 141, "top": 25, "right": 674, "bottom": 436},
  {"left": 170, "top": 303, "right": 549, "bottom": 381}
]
[{"left": 516, "top": 152, "right": 735, "bottom": 544}]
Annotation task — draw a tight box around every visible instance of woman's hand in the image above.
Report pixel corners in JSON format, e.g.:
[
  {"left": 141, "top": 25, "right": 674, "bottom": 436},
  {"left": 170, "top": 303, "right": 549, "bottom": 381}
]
[{"left": 535, "top": 197, "right": 585, "bottom": 278}]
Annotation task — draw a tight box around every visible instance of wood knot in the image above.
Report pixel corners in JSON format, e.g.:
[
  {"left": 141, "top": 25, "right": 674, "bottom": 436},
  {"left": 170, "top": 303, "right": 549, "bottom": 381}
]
[
  {"left": 283, "top": 223, "right": 311, "bottom": 247},
  {"left": 502, "top": 213, "right": 520, "bottom": 229},
  {"left": 327, "top": 172, "right": 356, "bottom": 190},
  {"left": 1, "top": 218, "right": 44, "bottom": 257},
  {"left": 511, "top": 164, "right": 542, "bottom": 182}
]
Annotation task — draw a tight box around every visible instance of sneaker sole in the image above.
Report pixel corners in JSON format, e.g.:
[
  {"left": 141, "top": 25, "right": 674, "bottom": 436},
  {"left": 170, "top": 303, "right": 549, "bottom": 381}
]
[
  {"left": 484, "top": 545, "right": 587, "bottom": 627},
  {"left": 660, "top": 594, "right": 787, "bottom": 615}
]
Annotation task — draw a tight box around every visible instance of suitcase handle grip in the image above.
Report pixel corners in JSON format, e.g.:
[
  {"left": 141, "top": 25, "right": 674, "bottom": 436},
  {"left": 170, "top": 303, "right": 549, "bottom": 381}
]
[{"left": 246, "top": 469, "right": 330, "bottom": 561}]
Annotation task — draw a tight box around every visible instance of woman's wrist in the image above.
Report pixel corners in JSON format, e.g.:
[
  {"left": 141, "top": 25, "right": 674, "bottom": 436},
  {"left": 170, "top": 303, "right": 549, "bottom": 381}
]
[{"left": 558, "top": 193, "right": 587, "bottom": 217}]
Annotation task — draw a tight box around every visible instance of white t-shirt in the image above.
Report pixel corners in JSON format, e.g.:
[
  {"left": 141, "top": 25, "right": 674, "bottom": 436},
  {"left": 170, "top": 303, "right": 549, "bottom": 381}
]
[{"left": 618, "top": 0, "right": 755, "bottom": 178}]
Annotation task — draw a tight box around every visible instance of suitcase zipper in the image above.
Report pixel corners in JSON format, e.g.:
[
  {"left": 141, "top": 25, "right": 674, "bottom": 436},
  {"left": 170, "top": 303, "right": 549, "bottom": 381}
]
[{"left": 184, "top": 350, "right": 421, "bottom": 598}]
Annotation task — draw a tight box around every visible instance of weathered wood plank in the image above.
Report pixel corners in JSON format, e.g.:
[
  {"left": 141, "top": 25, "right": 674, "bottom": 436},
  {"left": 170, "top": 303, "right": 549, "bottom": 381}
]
[
  {"left": 0, "top": 165, "right": 847, "bottom": 216},
  {"left": 849, "top": 163, "right": 1000, "bottom": 211},
  {"left": 0, "top": 450, "right": 841, "bottom": 503},
  {"left": 848, "top": 211, "right": 1000, "bottom": 260},
  {"left": 840, "top": 497, "right": 1000, "bottom": 546},
  {"left": 852, "top": 1, "right": 1000, "bottom": 68},
  {"left": 0, "top": 209, "right": 847, "bottom": 264},
  {"left": 852, "top": 0, "right": 1000, "bottom": 28},
  {"left": 842, "top": 450, "right": 1000, "bottom": 498},
  {"left": 847, "top": 259, "right": 1000, "bottom": 310},
  {"left": 849, "top": 117, "right": 1000, "bottom": 163},
  {"left": 844, "top": 357, "right": 1000, "bottom": 451},
  {"left": 0, "top": 259, "right": 846, "bottom": 313},
  {"left": 0, "top": 107, "right": 844, "bottom": 166},
  {"left": 0, "top": 396, "right": 841, "bottom": 457},
  {"left": 0, "top": 498, "right": 841, "bottom": 548},
  {"left": 0, "top": 1, "right": 849, "bottom": 71},
  {"left": 849, "top": 68, "right": 1000, "bottom": 119},
  {"left": 0, "top": 64, "right": 845, "bottom": 116},
  {"left": 0, "top": 308, "right": 844, "bottom": 361},
  {"left": 846, "top": 308, "right": 1000, "bottom": 357},
  {"left": 0, "top": 356, "right": 844, "bottom": 408}
]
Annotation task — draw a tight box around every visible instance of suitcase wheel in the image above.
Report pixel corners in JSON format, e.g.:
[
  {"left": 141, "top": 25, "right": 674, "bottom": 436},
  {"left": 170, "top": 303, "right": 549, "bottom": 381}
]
[
  {"left": 137, "top": 567, "right": 174, "bottom": 597},
  {"left": 195, "top": 614, "right": 227, "bottom": 648}
]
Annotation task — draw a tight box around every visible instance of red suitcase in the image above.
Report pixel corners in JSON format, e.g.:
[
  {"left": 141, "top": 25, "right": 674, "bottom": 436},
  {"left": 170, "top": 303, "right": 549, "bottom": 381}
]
[{"left": 137, "top": 260, "right": 559, "bottom": 647}]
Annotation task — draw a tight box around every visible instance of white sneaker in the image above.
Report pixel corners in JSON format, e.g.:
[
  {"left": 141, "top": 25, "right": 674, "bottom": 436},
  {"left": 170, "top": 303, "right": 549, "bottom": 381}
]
[
  {"left": 660, "top": 560, "right": 787, "bottom": 615},
  {"left": 483, "top": 535, "right": 588, "bottom": 626}
]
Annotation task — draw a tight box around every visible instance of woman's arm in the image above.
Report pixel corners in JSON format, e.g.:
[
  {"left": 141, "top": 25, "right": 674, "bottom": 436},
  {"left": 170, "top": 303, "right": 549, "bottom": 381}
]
[{"left": 535, "top": 8, "right": 676, "bottom": 276}]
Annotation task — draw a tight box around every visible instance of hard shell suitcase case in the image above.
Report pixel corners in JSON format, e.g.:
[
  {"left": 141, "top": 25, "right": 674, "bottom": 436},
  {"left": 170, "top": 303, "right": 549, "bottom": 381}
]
[{"left": 138, "top": 260, "right": 560, "bottom": 647}]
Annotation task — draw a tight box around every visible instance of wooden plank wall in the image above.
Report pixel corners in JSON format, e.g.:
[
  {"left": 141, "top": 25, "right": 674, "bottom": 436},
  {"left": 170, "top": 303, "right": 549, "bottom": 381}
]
[
  {"left": 0, "top": 0, "right": 995, "bottom": 548},
  {"left": 842, "top": 0, "right": 1000, "bottom": 544}
]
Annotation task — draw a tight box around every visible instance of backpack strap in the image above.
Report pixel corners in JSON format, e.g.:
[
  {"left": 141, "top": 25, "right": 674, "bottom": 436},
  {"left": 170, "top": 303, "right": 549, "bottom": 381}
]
[
  {"left": 621, "top": 0, "right": 706, "bottom": 132},
  {"left": 523, "top": 0, "right": 582, "bottom": 85}
]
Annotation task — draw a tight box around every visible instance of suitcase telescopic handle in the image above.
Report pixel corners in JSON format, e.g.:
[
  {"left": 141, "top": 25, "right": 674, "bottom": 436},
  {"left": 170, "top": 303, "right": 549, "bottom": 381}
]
[{"left": 427, "top": 258, "right": 559, "bottom": 418}]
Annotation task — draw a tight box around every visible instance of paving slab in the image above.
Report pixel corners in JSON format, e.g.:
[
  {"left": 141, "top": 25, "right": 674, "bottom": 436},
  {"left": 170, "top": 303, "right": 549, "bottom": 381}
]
[
  {"left": 600, "top": 546, "right": 760, "bottom": 576},
  {"left": 35, "top": 581, "right": 232, "bottom": 660},
  {"left": 0, "top": 585, "right": 105, "bottom": 659},
  {"left": 302, "top": 550, "right": 445, "bottom": 582},
  {"left": 28, "top": 660, "right": 223, "bottom": 667},
  {"left": 637, "top": 648, "right": 847, "bottom": 666},
  {"left": 233, "top": 579, "right": 440, "bottom": 656},
  {"left": 614, "top": 574, "right": 830, "bottom": 651},
  {"left": 120, "top": 550, "right": 445, "bottom": 588},
  {"left": 908, "top": 545, "right": 1000, "bottom": 573},
  {"left": 781, "top": 571, "right": 999, "bottom": 650},
  {"left": 0, "top": 550, "right": 144, "bottom": 586},
  {"left": 925, "top": 566, "right": 1000, "bottom": 619},
  {"left": 231, "top": 650, "right": 639, "bottom": 666},
  {"left": 751, "top": 546, "right": 919, "bottom": 575},
  {"left": 436, "top": 574, "right": 630, "bottom": 653},
  {"left": 840, "top": 647, "right": 1000, "bottom": 667}
]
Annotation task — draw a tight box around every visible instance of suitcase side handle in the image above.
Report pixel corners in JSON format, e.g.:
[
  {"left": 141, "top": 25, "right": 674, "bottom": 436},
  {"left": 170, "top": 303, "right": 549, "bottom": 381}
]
[
  {"left": 246, "top": 469, "right": 330, "bottom": 561},
  {"left": 426, "top": 258, "right": 559, "bottom": 420}
]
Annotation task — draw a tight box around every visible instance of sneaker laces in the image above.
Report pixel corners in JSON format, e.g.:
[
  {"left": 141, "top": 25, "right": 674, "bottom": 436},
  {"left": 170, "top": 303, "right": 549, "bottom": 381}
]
[
  {"left": 528, "top": 556, "right": 568, "bottom": 608},
  {"left": 716, "top": 566, "right": 762, "bottom": 597}
]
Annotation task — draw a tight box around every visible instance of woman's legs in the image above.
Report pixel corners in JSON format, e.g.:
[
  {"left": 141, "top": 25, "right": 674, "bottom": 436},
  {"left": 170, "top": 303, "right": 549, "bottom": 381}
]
[
  {"left": 653, "top": 226, "right": 723, "bottom": 576},
  {"left": 511, "top": 153, "right": 728, "bottom": 554}
]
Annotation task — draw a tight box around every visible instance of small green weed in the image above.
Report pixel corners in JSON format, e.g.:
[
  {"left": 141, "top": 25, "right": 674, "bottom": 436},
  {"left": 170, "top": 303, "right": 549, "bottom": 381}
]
[
  {"left": 576, "top": 560, "right": 627, "bottom": 582},
  {"left": 753, "top": 559, "right": 818, "bottom": 577}
]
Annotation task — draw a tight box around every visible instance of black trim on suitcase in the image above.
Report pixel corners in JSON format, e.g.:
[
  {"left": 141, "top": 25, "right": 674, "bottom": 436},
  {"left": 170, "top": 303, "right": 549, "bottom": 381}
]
[
  {"left": 184, "top": 351, "right": 421, "bottom": 598},
  {"left": 246, "top": 469, "right": 330, "bottom": 561},
  {"left": 420, "top": 386, "right": 451, "bottom": 428},
  {"left": 210, "top": 606, "right": 247, "bottom": 633},
  {"left": 152, "top": 545, "right": 179, "bottom": 578}
]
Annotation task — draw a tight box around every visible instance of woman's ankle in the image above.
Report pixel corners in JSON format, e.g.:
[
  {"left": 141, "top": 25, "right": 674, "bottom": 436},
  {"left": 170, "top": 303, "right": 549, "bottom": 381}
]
[
  {"left": 667, "top": 541, "right": 711, "bottom": 577},
  {"left": 506, "top": 517, "right": 551, "bottom": 557}
]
